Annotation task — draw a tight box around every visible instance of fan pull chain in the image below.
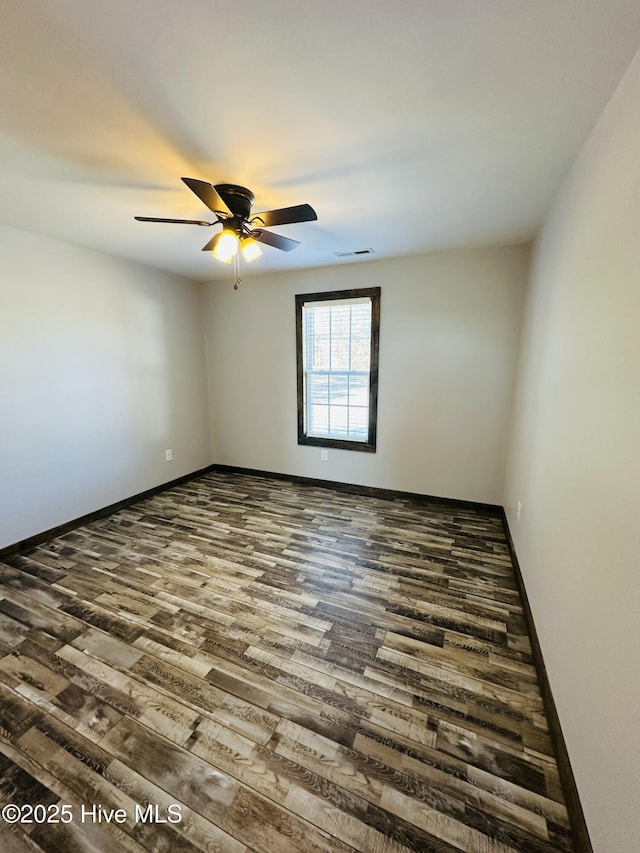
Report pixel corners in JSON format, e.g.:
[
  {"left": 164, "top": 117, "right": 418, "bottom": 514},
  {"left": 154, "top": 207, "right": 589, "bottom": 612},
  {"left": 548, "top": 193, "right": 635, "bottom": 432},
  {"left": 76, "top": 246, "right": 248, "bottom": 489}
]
[{"left": 233, "top": 252, "right": 241, "bottom": 290}]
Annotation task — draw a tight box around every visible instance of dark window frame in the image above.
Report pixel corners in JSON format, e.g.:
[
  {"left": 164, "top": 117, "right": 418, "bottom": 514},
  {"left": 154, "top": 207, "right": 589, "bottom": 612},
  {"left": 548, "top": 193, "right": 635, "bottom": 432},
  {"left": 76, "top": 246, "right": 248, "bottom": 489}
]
[{"left": 295, "top": 286, "right": 380, "bottom": 453}]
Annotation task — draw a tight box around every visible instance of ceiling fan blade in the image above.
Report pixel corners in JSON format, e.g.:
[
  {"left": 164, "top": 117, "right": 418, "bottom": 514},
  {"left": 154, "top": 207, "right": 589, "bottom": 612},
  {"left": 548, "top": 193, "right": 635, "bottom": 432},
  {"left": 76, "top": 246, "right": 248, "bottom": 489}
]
[
  {"left": 181, "top": 178, "right": 230, "bottom": 215},
  {"left": 251, "top": 204, "right": 317, "bottom": 227},
  {"left": 135, "top": 216, "right": 212, "bottom": 225},
  {"left": 201, "top": 233, "right": 223, "bottom": 252},
  {"left": 252, "top": 229, "right": 300, "bottom": 252}
]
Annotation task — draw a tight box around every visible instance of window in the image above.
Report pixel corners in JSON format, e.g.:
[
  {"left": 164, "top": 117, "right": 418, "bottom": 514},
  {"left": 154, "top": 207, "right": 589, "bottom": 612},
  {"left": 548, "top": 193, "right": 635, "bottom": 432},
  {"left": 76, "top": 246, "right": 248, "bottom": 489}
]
[{"left": 296, "top": 287, "right": 380, "bottom": 452}]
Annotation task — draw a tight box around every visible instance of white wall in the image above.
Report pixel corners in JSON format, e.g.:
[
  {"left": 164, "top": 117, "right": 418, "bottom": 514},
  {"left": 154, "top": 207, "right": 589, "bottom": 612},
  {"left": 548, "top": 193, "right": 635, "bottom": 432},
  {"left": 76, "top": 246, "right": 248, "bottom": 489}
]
[
  {"left": 504, "top": 51, "right": 640, "bottom": 853},
  {"left": 0, "top": 226, "right": 211, "bottom": 549},
  {"left": 203, "top": 245, "right": 528, "bottom": 504}
]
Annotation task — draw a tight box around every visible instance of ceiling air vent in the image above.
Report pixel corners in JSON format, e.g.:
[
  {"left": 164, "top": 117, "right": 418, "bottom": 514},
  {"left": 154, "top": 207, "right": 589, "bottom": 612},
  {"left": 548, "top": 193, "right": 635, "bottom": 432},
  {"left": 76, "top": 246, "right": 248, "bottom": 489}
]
[{"left": 333, "top": 248, "right": 375, "bottom": 258}]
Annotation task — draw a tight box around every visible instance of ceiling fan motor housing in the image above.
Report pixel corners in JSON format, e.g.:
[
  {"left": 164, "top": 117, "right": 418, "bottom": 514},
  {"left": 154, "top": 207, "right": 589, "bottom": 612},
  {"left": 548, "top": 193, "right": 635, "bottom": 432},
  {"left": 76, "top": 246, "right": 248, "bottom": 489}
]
[{"left": 215, "top": 184, "right": 255, "bottom": 220}]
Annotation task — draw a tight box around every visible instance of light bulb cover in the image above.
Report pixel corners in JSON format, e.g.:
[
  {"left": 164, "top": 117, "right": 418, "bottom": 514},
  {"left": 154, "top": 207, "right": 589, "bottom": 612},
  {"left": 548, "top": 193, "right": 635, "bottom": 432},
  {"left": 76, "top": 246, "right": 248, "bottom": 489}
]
[
  {"left": 241, "top": 237, "right": 262, "bottom": 262},
  {"left": 212, "top": 229, "right": 239, "bottom": 262}
]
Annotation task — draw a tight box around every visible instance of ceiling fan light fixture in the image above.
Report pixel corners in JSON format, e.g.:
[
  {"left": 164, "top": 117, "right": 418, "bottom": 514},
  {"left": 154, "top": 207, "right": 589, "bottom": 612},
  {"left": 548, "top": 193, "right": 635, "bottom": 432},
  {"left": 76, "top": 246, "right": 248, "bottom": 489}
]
[
  {"left": 212, "top": 229, "right": 239, "bottom": 262},
  {"left": 135, "top": 178, "right": 317, "bottom": 271},
  {"left": 241, "top": 236, "right": 262, "bottom": 262}
]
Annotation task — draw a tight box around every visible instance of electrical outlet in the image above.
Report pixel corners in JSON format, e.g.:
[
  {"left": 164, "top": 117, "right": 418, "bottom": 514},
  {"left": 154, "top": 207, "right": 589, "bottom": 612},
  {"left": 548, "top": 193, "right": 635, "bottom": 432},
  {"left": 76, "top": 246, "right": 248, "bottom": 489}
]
[
  {"left": 165, "top": 449, "right": 173, "bottom": 462},
  {"left": 320, "top": 449, "right": 328, "bottom": 461},
  {"left": 516, "top": 500, "right": 522, "bottom": 523}
]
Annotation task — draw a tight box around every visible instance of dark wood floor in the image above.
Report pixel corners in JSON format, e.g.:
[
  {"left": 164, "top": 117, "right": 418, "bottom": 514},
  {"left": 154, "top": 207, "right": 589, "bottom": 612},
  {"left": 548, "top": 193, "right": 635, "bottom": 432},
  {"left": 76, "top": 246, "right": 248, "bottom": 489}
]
[{"left": 0, "top": 471, "right": 575, "bottom": 852}]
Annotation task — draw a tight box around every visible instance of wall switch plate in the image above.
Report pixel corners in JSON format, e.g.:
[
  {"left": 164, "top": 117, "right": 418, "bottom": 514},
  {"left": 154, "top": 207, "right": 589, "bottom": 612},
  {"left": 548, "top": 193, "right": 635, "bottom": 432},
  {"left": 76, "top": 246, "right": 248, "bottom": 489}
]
[
  {"left": 320, "top": 449, "right": 328, "bottom": 461},
  {"left": 165, "top": 449, "right": 173, "bottom": 462}
]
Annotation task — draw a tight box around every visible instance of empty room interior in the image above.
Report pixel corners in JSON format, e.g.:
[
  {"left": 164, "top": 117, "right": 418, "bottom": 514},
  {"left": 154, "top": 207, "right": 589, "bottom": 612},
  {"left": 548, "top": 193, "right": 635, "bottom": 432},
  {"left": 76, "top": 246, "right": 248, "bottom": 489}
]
[{"left": 1, "top": 3, "right": 638, "bottom": 852}]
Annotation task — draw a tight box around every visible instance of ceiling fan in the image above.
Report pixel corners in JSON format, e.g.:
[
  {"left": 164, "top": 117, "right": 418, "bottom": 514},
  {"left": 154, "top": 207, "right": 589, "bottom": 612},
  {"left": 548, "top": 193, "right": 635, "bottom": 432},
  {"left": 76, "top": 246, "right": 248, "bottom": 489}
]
[{"left": 135, "top": 178, "right": 317, "bottom": 263}]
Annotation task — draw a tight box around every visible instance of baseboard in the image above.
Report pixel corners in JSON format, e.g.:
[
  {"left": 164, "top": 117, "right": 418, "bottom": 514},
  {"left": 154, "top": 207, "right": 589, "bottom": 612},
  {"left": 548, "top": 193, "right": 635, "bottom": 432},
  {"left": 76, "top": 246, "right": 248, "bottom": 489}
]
[
  {"left": 1, "top": 463, "right": 497, "bottom": 560},
  {"left": 0, "top": 465, "right": 215, "bottom": 560},
  {"left": 211, "top": 464, "right": 502, "bottom": 515},
  {"left": 500, "top": 509, "right": 593, "bottom": 853}
]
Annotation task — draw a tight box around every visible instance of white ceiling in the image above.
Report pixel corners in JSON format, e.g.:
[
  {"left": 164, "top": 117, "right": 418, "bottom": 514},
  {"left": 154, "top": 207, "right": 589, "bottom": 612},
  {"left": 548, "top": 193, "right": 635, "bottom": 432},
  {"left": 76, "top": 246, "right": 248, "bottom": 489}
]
[{"left": 2, "top": 1, "right": 639, "bottom": 282}]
